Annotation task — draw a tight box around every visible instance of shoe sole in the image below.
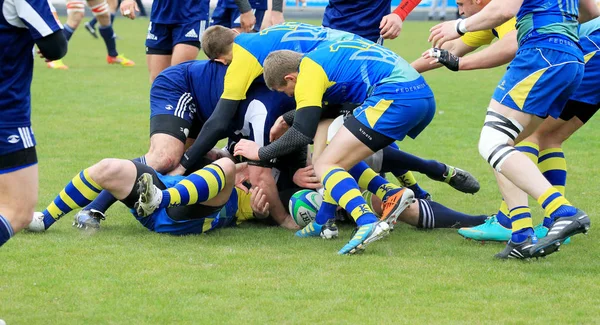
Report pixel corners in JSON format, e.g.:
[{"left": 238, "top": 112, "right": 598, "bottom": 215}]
[
  {"left": 345, "top": 224, "right": 391, "bottom": 255},
  {"left": 381, "top": 189, "right": 415, "bottom": 230},
  {"left": 530, "top": 217, "right": 590, "bottom": 258},
  {"left": 84, "top": 24, "right": 98, "bottom": 38},
  {"left": 135, "top": 173, "right": 153, "bottom": 216}
]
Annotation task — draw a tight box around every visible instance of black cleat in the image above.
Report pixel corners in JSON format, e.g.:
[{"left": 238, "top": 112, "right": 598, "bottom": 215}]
[
  {"left": 530, "top": 209, "right": 591, "bottom": 258},
  {"left": 429, "top": 165, "right": 480, "bottom": 194},
  {"left": 84, "top": 22, "right": 98, "bottom": 39},
  {"left": 495, "top": 236, "right": 537, "bottom": 260},
  {"left": 73, "top": 209, "right": 105, "bottom": 230}
]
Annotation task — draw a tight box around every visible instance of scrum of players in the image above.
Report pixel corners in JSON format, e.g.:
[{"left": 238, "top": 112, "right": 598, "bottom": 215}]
[{"left": 1, "top": 0, "right": 597, "bottom": 259}]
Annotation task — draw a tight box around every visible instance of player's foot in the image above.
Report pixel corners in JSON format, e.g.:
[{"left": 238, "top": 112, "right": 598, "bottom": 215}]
[
  {"left": 73, "top": 209, "right": 105, "bottom": 230},
  {"left": 135, "top": 173, "right": 163, "bottom": 217},
  {"left": 458, "top": 215, "right": 511, "bottom": 242},
  {"left": 495, "top": 236, "right": 537, "bottom": 260},
  {"left": 296, "top": 219, "right": 339, "bottom": 239},
  {"left": 46, "top": 59, "right": 68, "bottom": 70},
  {"left": 431, "top": 165, "right": 480, "bottom": 194},
  {"left": 533, "top": 223, "right": 570, "bottom": 244},
  {"left": 380, "top": 188, "right": 414, "bottom": 230},
  {"left": 530, "top": 209, "right": 590, "bottom": 258},
  {"left": 27, "top": 212, "right": 46, "bottom": 232},
  {"left": 107, "top": 54, "right": 135, "bottom": 66},
  {"left": 84, "top": 22, "right": 98, "bottom": 38},
  {"left": 338, "top": 221, "right": 390, "bottom": 255}
]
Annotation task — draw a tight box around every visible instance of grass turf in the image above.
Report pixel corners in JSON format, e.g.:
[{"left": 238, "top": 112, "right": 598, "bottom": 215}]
[{"left": 1, "top": 19, "right": 599, "bottom": 324}]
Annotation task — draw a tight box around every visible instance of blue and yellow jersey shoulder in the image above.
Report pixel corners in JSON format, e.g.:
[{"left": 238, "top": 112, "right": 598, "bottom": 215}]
[
  {"left": 222, "top": 22, "right": 358, "bottom": 101},
  {"left": 578, "top": 17, "right": 600, "bottom": 63},
  {"left": 461, "top": 17, "right": 516, "bottom": 48},
  {"left": 294, "top": 39, "right": 423, "bottom": 109},
  {"left": 516, "top": 0, "right": 580, "bottom": 54}
]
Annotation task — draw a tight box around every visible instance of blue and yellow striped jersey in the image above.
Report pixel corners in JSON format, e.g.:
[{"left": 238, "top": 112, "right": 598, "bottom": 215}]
[
  {"left": 516, "top": 0, "right": 581, "bottom": 55},
  {"left": 222, "top": 22, "right": 358, "bottom": 101},
  {"left": 294, "top": 39, "right": 427, "bottom": 109}
]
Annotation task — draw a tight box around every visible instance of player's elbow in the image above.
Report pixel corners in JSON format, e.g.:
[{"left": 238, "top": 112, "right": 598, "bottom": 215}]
[{"left": 37, "top": 31, "right": 68, "bottom": 61}]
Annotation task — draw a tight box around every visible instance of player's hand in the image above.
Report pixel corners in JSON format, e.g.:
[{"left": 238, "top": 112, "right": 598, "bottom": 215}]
[
  {"left": 240, "top": 11, "right": 256, "bottom": 33},
  {"left": 233, "top": 139, "right": 261, "bottom": 161},
  {"left": 270, "top": 11, "right": 285, "bottom": 26},
  {"left": 120, "top": 0, "right": 139, "bottom": 20},
  {"left": 292, "top": 165, "right": 322, "bottom": 189},
  {"left": 379, "top": 13, "right": 403, "bottom": 39},
  {"left": 250, "top": 186, "right": 270, "bottom": 219},
  {"left": 429, "top": 19, "right": 461, "bottom": 48},
  {"left": 168, "top": 164, "right": 186, "bottom": 176},
  {"left": 424, "top": 48, "right": 460, "bottom": 71},
  {"left": 269, "top": 116, "right": 289, "bottom": 142},
  {"left": 235, "top": 162, "right": 250, "bottom": 192}
]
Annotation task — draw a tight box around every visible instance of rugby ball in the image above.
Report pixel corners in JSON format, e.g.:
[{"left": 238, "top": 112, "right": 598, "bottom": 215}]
[
  {"left": 288, "top": 189, "right": 323, "bottom": 227},
  {"left": 362, "top": 190, "right": 383, "bottom": 217}
]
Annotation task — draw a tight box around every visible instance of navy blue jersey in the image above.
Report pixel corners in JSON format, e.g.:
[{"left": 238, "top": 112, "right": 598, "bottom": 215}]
[
  {"left": 322, "top": 0, "right": 391, "bottom": 42},
  {"left": 151, "top": 0, "right": 210, "bottom": 24},
  {"left": 0, "top": 0, "right": 62, "bottom": 128},
  {"left": 185, "top": 60, "right": 228, "bottom": 124},
  {"left": 221, "top": 0, "right": 267, "bottom": 9}
]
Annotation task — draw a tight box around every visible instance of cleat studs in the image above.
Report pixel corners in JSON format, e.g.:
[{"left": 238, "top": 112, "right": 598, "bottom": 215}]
[
  {"left": 540, "top": 249, "right": 545, "bottom": 255},
  {"left": 555, "top": 242, "right": 561, "bottom": 247}
]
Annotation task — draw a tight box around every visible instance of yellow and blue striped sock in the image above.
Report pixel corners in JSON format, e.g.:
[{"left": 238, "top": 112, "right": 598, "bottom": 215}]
[
  {"left": 537, "top": 188, "right": 576, "bottom": 221},
  {"left": 538, "top": 148, "right": 567, "bottom": 227},
  {"left": 323, "top": 167, "right": 378, "bottom": 226},
  {"left": 495, "top": 200, "right": 512, "bottom": 229},
  {"left": 509, "top": 206, "right": 534, "bottom": 243},
  {"left": 160, "top": 164, "right": 226, "bottom": 209},
  {"left": 42, "top": 169, "right": 103, "bottom": 228},
  {"left": 0, "top": 215, "right": 14, "bottom": 247},
  {"left": 348, "top": 161, "right": 400, "bottom": 201}
]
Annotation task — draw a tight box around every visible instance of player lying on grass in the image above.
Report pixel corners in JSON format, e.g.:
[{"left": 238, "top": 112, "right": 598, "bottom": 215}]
[
  {"left": 28, "top": 157, "right": 275, "bottom": 235},
  {"left": 71, "top": 59, "right": 301, "bottom": 229},
  {"left": 233, "top": 39, "right": 437, "bottom": 255},
  {"left": 457, "top": 17, "right": 600, "bottom": 243},
  {"left": 427, "top": 0, "right": 598, "bottom": 259},
  {"left": 47, "top": 0, "right": 134, "bottom": 69}
]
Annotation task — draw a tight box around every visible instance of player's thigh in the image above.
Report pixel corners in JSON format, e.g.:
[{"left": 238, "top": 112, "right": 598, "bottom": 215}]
[
  {"left": 146, "top": 22, "right": 175, "bottom": 81},
  {"left": 489, "top": 99, "right": 544, "bottom": 144},
  {"left": 87, "top": 159, "right": 137, "bottom": 199},
  {"left": 312, "top": 118, "right": 334, "bottom": 164},
  {"left": 170, "top": 20, "right": 204, "bottom": 64},
  {"left": 147, "top": 55, "right": 172, "bottom": 82},
  {"left": 171, "top": 44, "right": 200, "bottom": 65},
  {"left": 0, "top": 164, "right": 38, "bottom": 230},
  {"left": 314, "top": 125, "right": 376, "bottom": 177}
]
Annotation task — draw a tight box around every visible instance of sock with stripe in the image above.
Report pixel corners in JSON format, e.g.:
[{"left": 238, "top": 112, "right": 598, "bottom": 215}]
[
  {"left": 41, "top": 169, "right": 103, "bottom": 229},
  {"left": 63, "top": 24, "right": 75, "bottom": 41},
  {"left": 323, "top": 167, "right": 378, "bottom": 227},
  {"left": 492, "top": 141, "right": 539, "bottom": 230},
  {"left": 509, "top": 206, "right": 534, "bottom": 243},
  {"left": 0, "top": 215, "right": 14, "bottom": 247},
  {"left": 348, "top": 161, "right": 400, "bottom": 202},
  {"left": 417, "top": 199, "right": 488, "bottom": 229},
  {"left": 537, "top": 188, "right": 577, "bottom": 222},
  {"left": 538, "top": 148, "right": 567, "bottom": 227},
  {"left": 315, "top": 190, "right": 337, "bottom": 225},
  {"left": 99, "top": 25, "right": 118, "bottom": 57},
  {"left": 393, "top": 170, "right": 429, "bottom": 200},
  {"left": 160, "top": 164, "right": 226, "bottom": 209}
]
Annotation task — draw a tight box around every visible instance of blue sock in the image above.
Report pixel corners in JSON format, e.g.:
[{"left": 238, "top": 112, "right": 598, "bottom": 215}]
[
  {"left": 348, "top": 161, "right": 400, "bottom": 201},
  {"left": 418, "top": 199, "right": 487, "bottom": 229},
  {"left": 99, "top": 25, "right": 118, "bottom": 57},
  {"left": 495, "top": 210, "right": 512, "bottom": 229},
  {"left": 42, "top": 213, "right": 56, "bottom": 229},
  {"left": 408, "top": 184, "right": 430, "bottom": 200},
  {"left": 542, "top": 217, "right": 553, "bottom": 228},
  {"left": 0, "top": 215, "right": 14, "bottom": 247},
  {"left": 63, "top": 24, "right": 74, "bottom": 41},
  {"left": 89, "top": 17, "right": 97, "bottom": 28},
  {"left": 110, "top": 13, "right": 115, "bottom": 25},
  {"left": 315, "top": 201, "right": 336, "bottom": 225},
  {"left": 512, "top": 228, "right": 535, "bottom": 244},
  {"left": 381, "top": 146, "right": 446, "bottom": 179}
]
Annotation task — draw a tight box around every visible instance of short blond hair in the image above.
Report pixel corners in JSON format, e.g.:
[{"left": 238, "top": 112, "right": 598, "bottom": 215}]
[
  {"left": 263, "top": 50, "right": 303, "bottom": 90},
  {"left": 201, "top": 26, "right": 237, "bottom": 60}
]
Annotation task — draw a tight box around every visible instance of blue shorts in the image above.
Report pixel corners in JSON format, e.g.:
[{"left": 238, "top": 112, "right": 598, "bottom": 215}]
[
  {"left": 210, "top": 7, "right": 265, "bottom": 32},
  {"left": 145, "top": 20, "right": 208, "bottom": 54},
  {"left": 0, "top": 126, "right": 37, "bottom": 174},
  {"left": 493, "top": 48, "right": 585, "bottom": 118},
  {"left": 353, "top": 87, "right": 436, "bottom": 142},
  {"left": 570, "top": 31, "right": 600, "bottom": 105},
  {"left": 132, "top": 174, "right": 236, "bottom": 235}
]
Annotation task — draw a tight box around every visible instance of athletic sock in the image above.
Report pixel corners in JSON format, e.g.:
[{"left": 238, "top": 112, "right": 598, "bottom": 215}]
[
  {"left": 381, "top": 146, "right": 446, "bottom": 178},
  {"left": 417, "top": 199, "right": 487, "bottom": 229},
  {"left": 509, "top": 206, "right": 534, "bottom": 243},
  {"left": 323, "top": 167, "right": 378, "bottom": 227},
  {"left": 160, "top": 164, "right": 226, "bottom": 209},
  {"left": 538, "top": 188, "right": 577, "bottom": 221},
  {"left": 99, "top": 25, "right": 118, "bottom": 57},
  {"left": 63, "top": 24, "right": 75, "bottom": 41},
  {"left": 41, "top": 169, "right": 103, "bottom": 229},
  {"left": 89, "top": 17, "right": 97, "bottom": 28},
  {"left": 0, "top": 215, "right": 14, "bottom": 247},
  {"left": 348, "top": 161, "right": 400, "bottom": 202},
  {"left": 315, "top": 190, "right": 336, "bottom": 225},
  {"left": 538, "top": 148, "right": 567, "bottom": 227},
  {"left": 495, "top": 201, "right": 512, "bottom": 229}
]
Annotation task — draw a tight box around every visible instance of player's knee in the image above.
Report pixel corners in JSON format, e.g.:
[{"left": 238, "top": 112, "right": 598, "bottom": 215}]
[
  {"left": 66, "top": 0, "right": 85, "bottom": 15},
  {"left": 90, "top": 158, "right": 124, "bottom": 185},
  {"left": 478, "top": 109, "right": 523, "bottom": 172},
  {"left": 145, "top": 146, "right": 180, "bottom": 173},
  {"left": 213, "top": 158, "right": 236, "bottom": 182},
  {"left": 90, "top": 0, "right": 110, "bottom": 17}
]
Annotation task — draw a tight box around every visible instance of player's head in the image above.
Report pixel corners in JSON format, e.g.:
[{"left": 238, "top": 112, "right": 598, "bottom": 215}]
[
  {"left": 263, "top": 50, "right": 303, "bottom": 97},
  {"left": 201, "top": 25, "right": 238, "bottom": 63},
  {"left": 456, "top": 0, "right": 490, "bottom": 17}
]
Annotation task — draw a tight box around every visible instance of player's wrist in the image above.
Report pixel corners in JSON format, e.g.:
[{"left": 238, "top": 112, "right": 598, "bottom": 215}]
[{"left": 455, "top": 19, "right": 468, "bottom": 36}]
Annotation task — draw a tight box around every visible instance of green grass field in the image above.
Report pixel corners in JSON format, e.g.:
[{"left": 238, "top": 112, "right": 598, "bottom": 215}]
[{"left": 1, "top": 19, "right": 599, "bottom": 324}]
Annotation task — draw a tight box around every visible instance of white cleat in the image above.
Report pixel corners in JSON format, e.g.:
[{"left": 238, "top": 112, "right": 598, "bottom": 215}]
[
  {"left": 27, "top": 212, "right": 46, "bottom": 232},
  {"left": 135, "top": 173, "right": 163, "bottom": 217}
]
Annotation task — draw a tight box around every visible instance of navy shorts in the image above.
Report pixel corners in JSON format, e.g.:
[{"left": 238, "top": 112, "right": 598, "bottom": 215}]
[
  {"left": 210, "top": 6, "right": 265, "bottom": 32},
  {"left": 0, "top": 126, "right": 37, "bottom": 174},
  {"left": 145, "top": 20, "right": 208, "bottom": 54}
]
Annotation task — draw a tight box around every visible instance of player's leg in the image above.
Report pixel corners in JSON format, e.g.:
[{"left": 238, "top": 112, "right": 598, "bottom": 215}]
[
  {"left": 169, "top": 18, "right": 205, "bottom": 66},
  {"left": 46, "top": 0, "right": 85, "bottom": 69},
  {"left": 0, "top": 164, "right": 37, "bottom": 246},
  {"left": 135, "top": 157, "right": 235, "bottom": 216},
  {"left": 146, "top": 21, "right": 174, "bottom": 82},
  {"left": 86, "top": 0, "right": 134, "bottom": 66}
]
